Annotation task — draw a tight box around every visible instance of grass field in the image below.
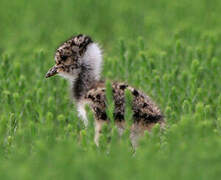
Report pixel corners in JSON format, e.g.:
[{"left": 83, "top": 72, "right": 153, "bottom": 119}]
[{"left": 1, "top": 0, "right": 221, "bottom": 179}]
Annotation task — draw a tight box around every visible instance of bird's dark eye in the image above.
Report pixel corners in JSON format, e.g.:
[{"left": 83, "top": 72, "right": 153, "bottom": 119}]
[{"left": 61, "top": 55, "right": 68, "bottom": 61}]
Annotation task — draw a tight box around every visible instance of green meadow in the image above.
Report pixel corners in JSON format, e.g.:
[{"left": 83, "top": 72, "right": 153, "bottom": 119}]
[{"left": 1, "top": 0, "right": 221, "bottom": 179}]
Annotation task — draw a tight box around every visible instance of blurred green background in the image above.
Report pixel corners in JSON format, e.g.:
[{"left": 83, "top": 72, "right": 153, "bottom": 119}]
[
  {"left": 1, "top": 0, "right": 220, "bottom": 51},
  {"left": 1, "top": 0, "right": 221, "bottom": 179}
]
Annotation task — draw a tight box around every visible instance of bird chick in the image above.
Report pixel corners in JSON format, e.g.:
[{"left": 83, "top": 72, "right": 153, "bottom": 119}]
[{"left": 46, "top": 34, "right": 164, "bottom": 147}]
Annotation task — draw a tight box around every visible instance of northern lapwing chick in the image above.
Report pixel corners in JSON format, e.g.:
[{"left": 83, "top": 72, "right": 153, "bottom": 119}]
[{"left": 46, "top": 34, "right": 164, "bottom": 147}]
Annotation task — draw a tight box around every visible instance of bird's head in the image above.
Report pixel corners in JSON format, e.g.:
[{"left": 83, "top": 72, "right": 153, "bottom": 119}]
[{"left": 45, "top": 34, "right": 94, "bottom": 80}]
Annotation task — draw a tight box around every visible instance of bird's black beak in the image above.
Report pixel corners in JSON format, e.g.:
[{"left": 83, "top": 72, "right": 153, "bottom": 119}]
[{"left": 45, "top": 65, "right": 58, "bottom": 78}]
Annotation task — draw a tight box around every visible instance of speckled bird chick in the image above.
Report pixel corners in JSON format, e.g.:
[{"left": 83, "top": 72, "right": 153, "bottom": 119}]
[{"left": 46, "top": 34, "right": 164, "bottom": 147}]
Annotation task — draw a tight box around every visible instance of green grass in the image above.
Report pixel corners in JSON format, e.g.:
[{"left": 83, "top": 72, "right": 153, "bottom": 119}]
[{"left": 1, "top": 0, "right": 221, "bottom": 179}]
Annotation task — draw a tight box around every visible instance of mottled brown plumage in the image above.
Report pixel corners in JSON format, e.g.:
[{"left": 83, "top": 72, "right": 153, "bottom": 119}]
[
  {"left": 46, "top": 34, "right": 164, "bottom": 147},
  {"left": 85, "top": 81, "right": 163, "bottom": 124}
]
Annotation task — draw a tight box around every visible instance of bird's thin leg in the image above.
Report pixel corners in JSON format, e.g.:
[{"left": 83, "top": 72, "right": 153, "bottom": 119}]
[{"left": 94, "top": 119, "right": 106, "bottom": 146}]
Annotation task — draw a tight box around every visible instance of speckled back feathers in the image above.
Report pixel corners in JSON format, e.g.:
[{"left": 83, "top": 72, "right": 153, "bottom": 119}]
[{"left": 85, "top": 81, "right": 163, "bottom": 125}]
